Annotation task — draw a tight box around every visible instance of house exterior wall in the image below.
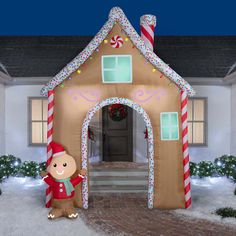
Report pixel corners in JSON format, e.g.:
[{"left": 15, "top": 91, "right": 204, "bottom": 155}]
[
  {"left": 0, "top": 84, "right": 5, "bottom": 155},
  {"left": 5, "top": 85, "right": 46, "bottom": 162},
  {"left": 231, "top": 84, "right": 236, "bottom": 155},
  {"left": 189, "top": 85, "right": 231, "bottom": 162}
]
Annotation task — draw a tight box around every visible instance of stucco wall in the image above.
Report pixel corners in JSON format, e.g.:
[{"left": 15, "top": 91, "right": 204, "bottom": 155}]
[
  {"left": 0, "top": 84, "right": 5, "bottom": 155},
  {"left": 231, "top": 84, "right": 236, "bottom": 155},
  {"left": 189, "top": 85, "right": 231, "bottom": 162},
  {"left": 5, "top": 85, "right": 46, "bottom": 162}
]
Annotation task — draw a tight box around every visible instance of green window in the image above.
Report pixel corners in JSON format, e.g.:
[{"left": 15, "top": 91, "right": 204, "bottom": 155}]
[
  {"left": 160, "top": 112, "right": 179, "bottom": 140},
  {"left": 102, "top": 55, "right": 132, "bottom": 83}
]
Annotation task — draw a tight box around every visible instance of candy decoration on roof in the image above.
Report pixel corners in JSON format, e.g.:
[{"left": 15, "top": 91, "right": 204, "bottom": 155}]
[
  {"left": 110, "top": 35, "right": 124, "bottom": 48},
  {"left": 140, "top": 14, "right": 156, "bottom": 51},
  {"left": 40, "top": 7, "right": 195, "bottom": 97}
]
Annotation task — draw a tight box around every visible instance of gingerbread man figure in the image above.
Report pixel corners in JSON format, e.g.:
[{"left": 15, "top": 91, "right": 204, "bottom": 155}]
[{"left": 41, "top": 141, "right": 86, "bottom": 220}]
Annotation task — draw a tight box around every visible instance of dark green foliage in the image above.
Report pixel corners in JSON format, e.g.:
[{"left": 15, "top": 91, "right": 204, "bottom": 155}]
[
  {"left": 190, "top": 162, "right": 197, "bottom": 176},
  {"left": 190, "top": 155, "right": 236, "bottom": 180},
  {"left": 39, "top": 162, "right": 47, "bottom": 172},
  {"left": 190, "top": 161, "right": 216, "bottom": 178},
  {"left": 19, "top": 161, "right": 40, "bottom": 178},
  {"left": 215, "top": 207, "right": 236, "bottom": 218},
  {"left": 0, "top": 155, "right": 47, "bottom": 181},
  {"left": 197, "top": 161, "right": 216, "bottom": 178},
  {"left": 214, "top": 155, "right": 236, "bottom": 182},
  {"left": 234, "top": 188, "right": 236, "bottom": 196},
  {"left": 0, "top": 155, "right": 21, "bottom": 182}
]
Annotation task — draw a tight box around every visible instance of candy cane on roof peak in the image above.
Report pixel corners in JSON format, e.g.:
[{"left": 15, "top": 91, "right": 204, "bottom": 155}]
[
  {"left": 46, "top": 89, "right": 54, "bottom": 208},
  {"left": 140, "top": 14, "right": 156, "bottom": 51},
  {"left": 181, "top": 90, "right": 191, "bottom": 209}
]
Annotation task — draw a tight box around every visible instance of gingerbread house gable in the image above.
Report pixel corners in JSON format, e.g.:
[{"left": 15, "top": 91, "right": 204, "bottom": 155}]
[{"left": 41, "top": 7, "right": 195, "bottom": 97}]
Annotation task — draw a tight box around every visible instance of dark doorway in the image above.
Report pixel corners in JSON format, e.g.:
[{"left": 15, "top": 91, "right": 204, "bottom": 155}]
[{"left": 102, "top": 104, "right": 133, "bottom": 162}]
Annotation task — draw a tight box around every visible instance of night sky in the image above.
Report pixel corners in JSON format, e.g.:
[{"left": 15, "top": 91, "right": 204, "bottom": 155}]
[{"left": 1, "top": 0, "right": 236, "bottom": 36}]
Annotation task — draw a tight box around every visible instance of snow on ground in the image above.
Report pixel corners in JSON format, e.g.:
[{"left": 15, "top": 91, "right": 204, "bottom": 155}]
[
  {"left": 0, "top": 177, "right": 235, "bottom": 235},
  {"left": 0, "top": 177, "right": 103, "bottom": 236},
  {"left": 175, "top": 177, "right": 236, "bottom": 227}
]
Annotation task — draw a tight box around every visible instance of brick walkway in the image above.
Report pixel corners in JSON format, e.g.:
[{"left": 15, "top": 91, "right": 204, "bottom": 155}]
[{"left": 79, "top": 193, "right": 236, "bottom": 236}]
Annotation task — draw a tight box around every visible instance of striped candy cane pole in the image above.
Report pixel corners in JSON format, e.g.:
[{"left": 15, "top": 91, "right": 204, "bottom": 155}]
[
  {"left": 181, "top": 90, "right": 191, "bottom": 209},
  {"left": 140, "top": 15, "right": 156, "bottom": 51},
  {"left": 46, "top": 90, "right": 54, "bottom": 208}
]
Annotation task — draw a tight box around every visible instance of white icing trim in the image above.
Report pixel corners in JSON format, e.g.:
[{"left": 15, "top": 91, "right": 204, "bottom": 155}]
[
  {"left": 53, "top": 151, "right": 66, "bottom": 157},
  {"left": 41, "top": 7, "right": 195, "bottom": 97}
]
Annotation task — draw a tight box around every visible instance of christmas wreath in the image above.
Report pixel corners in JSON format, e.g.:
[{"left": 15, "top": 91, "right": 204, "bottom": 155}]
[{"left": 108, "top": 104, "right": 127, "bottom": 121}]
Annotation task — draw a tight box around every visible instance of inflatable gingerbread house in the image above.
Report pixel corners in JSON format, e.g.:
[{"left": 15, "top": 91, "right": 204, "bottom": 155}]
[{"left": 41, "top": 7, "right": 195, "bottom": 209}]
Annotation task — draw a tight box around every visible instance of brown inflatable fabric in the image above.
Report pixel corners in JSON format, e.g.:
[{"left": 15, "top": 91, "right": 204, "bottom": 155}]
[{"left": 52, "top": 23, "right": 185, "bottom": 209}]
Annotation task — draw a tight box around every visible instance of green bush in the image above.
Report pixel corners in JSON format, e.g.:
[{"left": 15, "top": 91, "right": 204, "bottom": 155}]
[
  {"left": 215, "top": 207, "right": 236, "bottom": 218},
  {"left": 0, "top": 155, "right": 21, "bottom": 181},
  {"left": 19, "top": 161, "right": 40, "bottom": 178},
  {"left": 190, "top": 162, "right": 197, "bottom": 176},
  {"left": 39, "top": 162, "right": 47, "bottom": 172},
  {"left": 0, "top": 155, "right": 47, "bottom": 181},
  {"left": 197, "top": 161, "right": 216, "bottom": 178},
  {"left": 214, "top": 155, "right": 236, "bottom": 182}
]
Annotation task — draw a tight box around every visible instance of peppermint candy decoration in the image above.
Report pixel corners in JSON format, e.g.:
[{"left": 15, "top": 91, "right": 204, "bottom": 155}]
[{"left": 110, "top": 35, "right": 124, "bottom": 48}]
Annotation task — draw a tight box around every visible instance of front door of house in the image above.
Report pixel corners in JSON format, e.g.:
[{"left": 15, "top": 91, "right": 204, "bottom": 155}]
[{"left": 102, "top": 104, "right": 133, "bottom": 162}]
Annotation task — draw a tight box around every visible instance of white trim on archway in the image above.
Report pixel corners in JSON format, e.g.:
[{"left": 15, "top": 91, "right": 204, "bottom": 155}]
[{"left": 81, "top": 97, "right": 154, "bottom": 209}]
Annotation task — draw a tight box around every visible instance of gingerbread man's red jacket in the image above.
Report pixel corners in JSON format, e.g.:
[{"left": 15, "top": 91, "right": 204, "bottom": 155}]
[{"left": 42, "top": 174, "right": 84, "bottom": 200}]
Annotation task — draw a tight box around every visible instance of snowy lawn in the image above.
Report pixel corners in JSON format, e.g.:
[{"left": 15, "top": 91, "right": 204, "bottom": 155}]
[
  {"left": 175, "top": 177, "right": 236, "bottom": 227},
  {"left": 0, "top": 177, "right": 235, "bottom": 236},
  {"left": 0, "top": 177, "right": 102, "bottom": 236}
]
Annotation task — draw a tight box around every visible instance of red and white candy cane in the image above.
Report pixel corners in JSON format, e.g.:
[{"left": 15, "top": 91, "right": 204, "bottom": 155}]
[
  {"left": 181, "top": 90, "right": 191, "bottom": 209},
  {"left": 45, "top": 90, "right": 54, "bottom": 208},
  {"left": 110, "top": 35, "right": 124, "bottom": 48},
  {"left": 140, "top": 15, "right": 156, "bottom": 51}
]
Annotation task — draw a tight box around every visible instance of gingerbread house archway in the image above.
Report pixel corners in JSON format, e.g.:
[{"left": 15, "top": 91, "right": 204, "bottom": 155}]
[
  {"left": 81, "top": 97, "right": 154, "bottom": 209},
  {"left": 42, "top": 7, "right": 195, "bottom": 210}
]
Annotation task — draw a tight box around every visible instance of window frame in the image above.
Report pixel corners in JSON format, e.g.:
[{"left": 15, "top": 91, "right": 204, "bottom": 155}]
[
  {"left": 28, "top": 97, "right": 47, "bottom": 147},
  {"left": 101, "top": 55, "right": 133, "bottom": 83},
  {"left": 160, "top": 112, "right": 179, "bottom": 141},
  {"left": 188, "top": 97, "right": 208, "bottom": 147}
]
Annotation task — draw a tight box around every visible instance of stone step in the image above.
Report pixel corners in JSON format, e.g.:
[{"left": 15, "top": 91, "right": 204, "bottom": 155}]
[
  {"left": 90, "top": 184, "right": 148, "bottom": 193},
  {"left": 90, "top": 175, "right": 148, "bottom": 186},
  {"left": 89, "top": 168, "right": 148, "bottom": 192},
  {"left": 90, "top": 168, "right": 148, "bottom": 177},
  {"left": 90, "top": 175, "right": 148, "bottom": 181},
  {"left": 90, "top": 179, "right": 148, "bottom": 186}
]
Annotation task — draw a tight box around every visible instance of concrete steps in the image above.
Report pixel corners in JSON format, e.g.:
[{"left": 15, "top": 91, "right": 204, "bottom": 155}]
[{"left": 89, "top": 168, "right": 148, "bottom": 193}]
